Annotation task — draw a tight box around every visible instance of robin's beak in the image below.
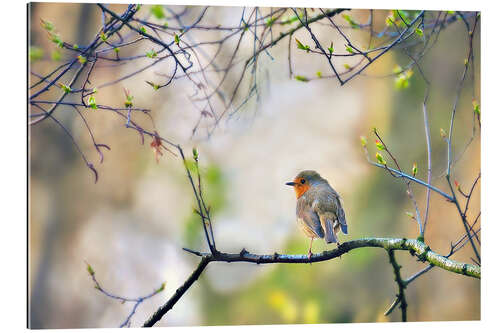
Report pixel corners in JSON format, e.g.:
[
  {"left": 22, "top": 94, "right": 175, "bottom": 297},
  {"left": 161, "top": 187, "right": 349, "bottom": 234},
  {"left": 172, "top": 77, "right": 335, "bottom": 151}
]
[{"left": 285, "top": 181, "right": 297, "bottom": 186}]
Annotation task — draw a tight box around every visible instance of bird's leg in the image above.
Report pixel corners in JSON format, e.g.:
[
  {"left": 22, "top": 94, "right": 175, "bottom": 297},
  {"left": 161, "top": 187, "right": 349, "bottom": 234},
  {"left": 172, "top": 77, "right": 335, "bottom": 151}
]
[{"left": 308, "top": 237, "right": 314, "bottom": 261}]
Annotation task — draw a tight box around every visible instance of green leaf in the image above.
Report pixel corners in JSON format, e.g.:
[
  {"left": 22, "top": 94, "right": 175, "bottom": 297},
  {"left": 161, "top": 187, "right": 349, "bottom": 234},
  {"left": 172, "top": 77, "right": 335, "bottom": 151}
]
[
  {"left": 472, "top": 100, "right": 480, "bottom": 116},
  {"left": 140, "top": 26, "right": 147, "bottom": 34},
  {"left": 385, "top": 14, "right": 395, "bottom": 26},
  {"left": 88, "top": 95, "right": 97, "bottom": 109},
  {"left": 86, "top": 263, "right": 95, "bottom": 276},
  {"left": 375, "top": 152, "right": 387, "bottom": 165},
  {"left": 375, "top": 140, "right": 385, "bottom": 151},
  {"left": 328, "top": 42, "right": 334, "bottom": 55},
  {"left": 342, "top": 14, "right": 359, "bottom": 28},
  {"left": 295, "top": 38, "right": 310, "bottom": 52},
  {"left": 146, "top": 49, "right": 157, "bottom": 58},
  {"left": 174, "top": 33, "right": 180, "bottom": 45},
  {"left": 412, "top": 162, "right": 418, "bottom": 176},
  {"left": 77, "top": 55, "right": 87, "bottom": 64},
  {"left": 345, "top": 45, "right": 354, "bottom": 54},
  {"left": 394, "top": 69, "right": 413, "bottom": 90},
  {"left": 415, "top": 28, "right": 423, "bottom": 36},
  {"left": 266, "top": 17, "right": 277, "bottom": 27},
  {"left": 146, "top": 81, "right": 160, "bottom": 90},
  {"left": 40, "top": 19, "right": 54, "bottom": 31},
  {"left": 150, "top": 5, "right": 165, "bottom": 19},
  {"left": 48, "top": 33, "right": 63, "bottom": 47},
  {"left": 343, "top": 63, "right": 351, "bottom": 69},
  {"left": 294, "top": 75, "right": 309, "bottom": 82},
  {"left": 60, "top": 84, "right": 71, "bottom": 93},
  {"left": 393, "top": 65, "right": 403, "bottom": 74},
  {"left": 156, "top": 282, "right": 166, "bottom": 293},
  {"left": 124, "top": 90, "right": 133, "bottom": 107},
  {"left": 100, "top": 32, "right": 108, "bottom": 41}
]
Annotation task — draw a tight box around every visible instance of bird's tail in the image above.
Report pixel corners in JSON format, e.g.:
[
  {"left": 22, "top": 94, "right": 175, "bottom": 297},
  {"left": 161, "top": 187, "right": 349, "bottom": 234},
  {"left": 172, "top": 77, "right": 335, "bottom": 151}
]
[
  {"left": 338, "top": 206, "right": 348, "bottom": 234},
  {"left": 323, "top": 218, "right": 338, "bottom": 244}
]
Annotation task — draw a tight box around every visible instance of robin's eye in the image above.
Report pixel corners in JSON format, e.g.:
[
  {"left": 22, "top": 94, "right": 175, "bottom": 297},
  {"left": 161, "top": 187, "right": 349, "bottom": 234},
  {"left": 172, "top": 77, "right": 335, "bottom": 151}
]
[{"left": 300, "top": 179, "right": 306, "bottom": 184}]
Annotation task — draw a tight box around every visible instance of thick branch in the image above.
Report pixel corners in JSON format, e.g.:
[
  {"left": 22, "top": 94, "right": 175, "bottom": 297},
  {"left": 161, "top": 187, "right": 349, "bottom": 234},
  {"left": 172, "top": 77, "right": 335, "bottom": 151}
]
[
  {"left": 143, "top": 239, "right": 478, "bottom": 327},
  {"left": 185, "top": 237, "right": 480, "bottom": 278}
]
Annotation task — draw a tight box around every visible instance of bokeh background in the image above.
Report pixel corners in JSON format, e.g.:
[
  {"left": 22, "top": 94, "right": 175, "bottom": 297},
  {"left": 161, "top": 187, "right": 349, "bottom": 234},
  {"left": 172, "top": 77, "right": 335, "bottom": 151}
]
[{"left": 28, "top": 3, "right": 480, "bottom": 328}]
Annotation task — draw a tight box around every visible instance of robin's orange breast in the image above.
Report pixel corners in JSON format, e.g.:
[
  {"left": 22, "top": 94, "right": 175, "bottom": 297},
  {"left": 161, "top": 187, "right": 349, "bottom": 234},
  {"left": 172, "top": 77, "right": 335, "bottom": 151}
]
[{"left": 294, "top": 183, "right": 310, "bottom": 199}]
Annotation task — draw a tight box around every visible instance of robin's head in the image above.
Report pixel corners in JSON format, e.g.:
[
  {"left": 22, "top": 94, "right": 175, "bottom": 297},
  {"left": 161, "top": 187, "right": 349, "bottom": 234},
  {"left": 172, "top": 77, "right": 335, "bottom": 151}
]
[{"left": 286, "top": 170, "right": 325, "bottom": 198}]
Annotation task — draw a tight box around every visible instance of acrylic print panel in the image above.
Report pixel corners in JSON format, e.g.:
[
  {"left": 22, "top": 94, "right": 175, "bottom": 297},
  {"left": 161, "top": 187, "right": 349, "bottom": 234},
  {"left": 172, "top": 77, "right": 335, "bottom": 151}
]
[{"left": 28, "top": 2, "right": 480, "bottom": 328}]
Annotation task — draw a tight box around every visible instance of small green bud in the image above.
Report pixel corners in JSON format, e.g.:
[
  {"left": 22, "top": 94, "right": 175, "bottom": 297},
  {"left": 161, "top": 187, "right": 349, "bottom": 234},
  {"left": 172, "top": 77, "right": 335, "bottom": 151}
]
[
  {"left": 412, "top": 162, "right": 418, "bottom": 176},
  {"left": 174, "top": 34, "right": 180, "bottom": 45},
  {"left": 295, "top": 38, "right": 310, "bottom": 52},
  {"left": 192, "top": 147, "right": 198, "bottom": 160},
  {"left": 328, "top": 42, "right": 334, "bottom": 55},
  {"left": 77, "top": 55, "right": 87, "bottom": 64},
  {"left": 156, "top": 282, "right": 166, "bottom": 293},
  {"left": 40, "top": 19, "right": 54, "bottom": 31},
  {"left": 294, "top": 75, "right": 309, "bottom": 82},
  {"left": 375, "top": 139, "right": 385, "bottom": 151},
  {"left": 146, "top": 49, "right": 157, "bottom": 58},
  {"left": 60, "top": 84, "right": 72, "bottom": 93},
  {"left": 472, "top": 99, "right": 480, "bottom": 116},
  {"left": 146, "top": 81, "right": 160, "bottom": 90},
  {"left": 375, "top": 152, "right": 387, "bottom": 165},
  {"left": 393, "top": 65, "right": 403, "bottom": 74},
  {"left": 86, "top": 263, "right": 95, "bottom": 276},
  {"left": 88, "top": 95, "right": 97, "bottom": 109}
]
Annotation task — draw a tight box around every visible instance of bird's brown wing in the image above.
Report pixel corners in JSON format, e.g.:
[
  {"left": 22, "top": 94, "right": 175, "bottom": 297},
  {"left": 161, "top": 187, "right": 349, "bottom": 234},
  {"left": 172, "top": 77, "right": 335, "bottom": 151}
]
[
  {"left": 314, "top": 186, "right": 348, "bottom": 235},
  {"left": 297, "top": 197, "right": 324, "bottom": 239}
]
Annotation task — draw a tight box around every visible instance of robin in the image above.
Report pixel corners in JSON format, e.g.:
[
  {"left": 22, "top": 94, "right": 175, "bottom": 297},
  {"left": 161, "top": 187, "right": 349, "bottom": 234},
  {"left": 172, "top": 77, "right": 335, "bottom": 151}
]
[{"left": 286, "top": 170, "right": 348, "bottom": 259}]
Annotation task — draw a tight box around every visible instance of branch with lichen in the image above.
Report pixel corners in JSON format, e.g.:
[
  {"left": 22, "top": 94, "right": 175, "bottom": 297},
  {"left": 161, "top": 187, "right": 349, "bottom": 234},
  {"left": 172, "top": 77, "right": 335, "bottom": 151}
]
[{"left": 141, "top": 236, "right": 479, "bottom": 326}]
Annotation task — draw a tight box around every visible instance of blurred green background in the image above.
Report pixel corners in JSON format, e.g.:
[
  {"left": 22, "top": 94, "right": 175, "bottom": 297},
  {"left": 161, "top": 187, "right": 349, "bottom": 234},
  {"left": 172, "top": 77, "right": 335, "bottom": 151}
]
[{"left": 29, "top": 3, "right": 480, "bottom": 328}]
